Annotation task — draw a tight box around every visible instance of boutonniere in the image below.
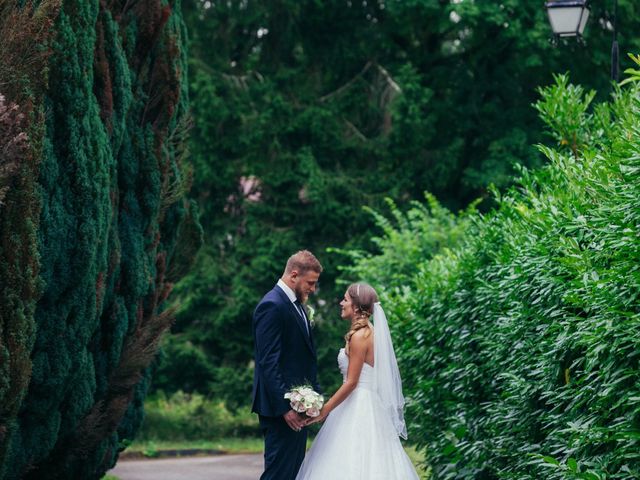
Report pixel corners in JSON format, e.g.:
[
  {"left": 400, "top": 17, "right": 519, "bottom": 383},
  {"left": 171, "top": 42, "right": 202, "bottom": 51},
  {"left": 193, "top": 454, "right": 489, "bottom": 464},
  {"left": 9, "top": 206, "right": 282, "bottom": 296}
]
[{"left": 306, "top": 305, "right": 316, "bottom": 328}]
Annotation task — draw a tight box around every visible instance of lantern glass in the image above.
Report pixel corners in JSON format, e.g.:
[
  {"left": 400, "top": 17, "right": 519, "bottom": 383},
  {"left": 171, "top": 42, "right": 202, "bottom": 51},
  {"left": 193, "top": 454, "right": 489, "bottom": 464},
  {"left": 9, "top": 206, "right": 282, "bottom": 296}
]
[{"left": 545, "top": 1, "right": 590, "bottom": 37}]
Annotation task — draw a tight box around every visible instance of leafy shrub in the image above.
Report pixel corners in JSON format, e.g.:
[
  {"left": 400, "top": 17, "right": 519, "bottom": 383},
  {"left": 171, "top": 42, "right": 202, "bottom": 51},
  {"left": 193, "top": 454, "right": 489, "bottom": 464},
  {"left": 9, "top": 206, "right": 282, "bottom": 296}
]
[
  {"left": 332, "top": 193, "right": 477, "bottom": 295},
  {"left": 137, "top": 391, "right": 258, "bottom": 441},
  {"left": 341, "top": 75, "right": 640, "bottom": 479}
]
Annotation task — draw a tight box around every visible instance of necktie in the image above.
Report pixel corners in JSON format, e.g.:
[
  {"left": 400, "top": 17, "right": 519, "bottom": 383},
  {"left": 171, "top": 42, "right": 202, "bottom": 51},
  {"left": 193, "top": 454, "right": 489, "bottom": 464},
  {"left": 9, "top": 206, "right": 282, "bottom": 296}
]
[{"left": 294, "top": 300, "right": 309, "bottom": 334}]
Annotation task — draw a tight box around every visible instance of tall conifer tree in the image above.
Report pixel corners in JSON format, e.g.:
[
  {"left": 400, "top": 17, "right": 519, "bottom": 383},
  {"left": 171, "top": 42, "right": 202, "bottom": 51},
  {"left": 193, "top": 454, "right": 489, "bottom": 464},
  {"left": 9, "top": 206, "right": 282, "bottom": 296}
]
[{"left": 0, "top": 0, "right": 200, "bottom": 478}]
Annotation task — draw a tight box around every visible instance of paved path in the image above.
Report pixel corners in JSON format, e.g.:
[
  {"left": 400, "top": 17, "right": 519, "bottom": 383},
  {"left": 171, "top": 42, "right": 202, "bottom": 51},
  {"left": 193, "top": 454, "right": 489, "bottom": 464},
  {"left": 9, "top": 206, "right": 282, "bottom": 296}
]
[{"left": 107, "top": 453, "right": 263, "bottom": 480}]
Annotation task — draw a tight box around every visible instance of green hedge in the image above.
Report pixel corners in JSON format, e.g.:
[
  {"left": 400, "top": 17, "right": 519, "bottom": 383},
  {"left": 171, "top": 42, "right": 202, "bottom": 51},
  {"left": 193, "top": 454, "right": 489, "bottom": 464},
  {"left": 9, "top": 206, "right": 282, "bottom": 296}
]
[
  {"left": 341, "top": 75, "right": 640, "bottom": 479},
  {"left": 137, "top": 392, "right": 258, "bottom": 441}
]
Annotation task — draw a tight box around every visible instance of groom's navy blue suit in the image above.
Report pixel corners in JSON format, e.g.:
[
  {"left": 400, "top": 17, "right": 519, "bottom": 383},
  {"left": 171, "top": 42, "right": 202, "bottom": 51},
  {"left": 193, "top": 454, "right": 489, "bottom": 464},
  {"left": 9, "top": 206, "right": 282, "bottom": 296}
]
[{"left": 252, "top": 284, "right": 321, "bottom": 480}]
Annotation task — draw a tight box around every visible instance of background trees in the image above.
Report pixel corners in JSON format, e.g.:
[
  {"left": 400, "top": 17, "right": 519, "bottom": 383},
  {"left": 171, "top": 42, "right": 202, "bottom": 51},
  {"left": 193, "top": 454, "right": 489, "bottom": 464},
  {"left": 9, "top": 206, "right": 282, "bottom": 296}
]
[{"left": 156, "top": 0, "right": 640, "bottom": 407}]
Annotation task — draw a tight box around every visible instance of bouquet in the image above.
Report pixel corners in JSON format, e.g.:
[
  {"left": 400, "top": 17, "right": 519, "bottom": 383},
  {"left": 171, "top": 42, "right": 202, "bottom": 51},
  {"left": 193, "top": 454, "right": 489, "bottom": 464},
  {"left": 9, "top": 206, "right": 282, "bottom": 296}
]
[{"left": 284, "top": 385, "right": 324, "bottom": 418}]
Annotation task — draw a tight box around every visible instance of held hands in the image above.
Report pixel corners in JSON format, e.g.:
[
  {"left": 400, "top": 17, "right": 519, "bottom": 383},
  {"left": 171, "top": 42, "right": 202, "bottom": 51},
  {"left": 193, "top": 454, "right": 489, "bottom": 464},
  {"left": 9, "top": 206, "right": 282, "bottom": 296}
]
[
  {"left": 303, "top": 407, "right": 329, "bottom": 427},
  {"left": 283, "top": 410, "right": 306, "bottom": 432},
  {"left": 284, "top": 408, "right": 329, "bottom": 431}
]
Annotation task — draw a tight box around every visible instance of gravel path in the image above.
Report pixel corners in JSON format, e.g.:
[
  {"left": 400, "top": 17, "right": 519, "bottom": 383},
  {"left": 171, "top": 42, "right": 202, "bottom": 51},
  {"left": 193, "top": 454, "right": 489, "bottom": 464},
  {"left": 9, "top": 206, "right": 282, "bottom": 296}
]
[{"left": 107, "top": 453, "right": 263, "bottom": 480}]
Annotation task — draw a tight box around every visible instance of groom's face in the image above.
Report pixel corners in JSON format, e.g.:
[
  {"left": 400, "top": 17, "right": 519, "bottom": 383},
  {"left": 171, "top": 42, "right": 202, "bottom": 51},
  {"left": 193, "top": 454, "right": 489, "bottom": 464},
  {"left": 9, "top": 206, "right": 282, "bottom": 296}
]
[{"left": 293, "top": 270, "right": 320, "bottom": 303}]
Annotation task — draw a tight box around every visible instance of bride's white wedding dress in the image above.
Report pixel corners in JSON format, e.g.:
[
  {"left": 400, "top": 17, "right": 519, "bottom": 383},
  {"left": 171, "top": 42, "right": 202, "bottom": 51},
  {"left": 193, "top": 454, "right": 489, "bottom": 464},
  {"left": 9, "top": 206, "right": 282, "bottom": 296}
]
[{"left": 296, "top": 347, "right": 420, "bottom": 479}]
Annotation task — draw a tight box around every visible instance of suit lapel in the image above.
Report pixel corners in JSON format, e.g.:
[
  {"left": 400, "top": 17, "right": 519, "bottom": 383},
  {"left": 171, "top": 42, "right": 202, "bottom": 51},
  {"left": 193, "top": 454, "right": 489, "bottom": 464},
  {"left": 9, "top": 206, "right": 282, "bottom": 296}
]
[
  {"left": 287, "top": 301, "right": 315, "bottom": 352},
  {"left": 274, "top": 286, "right": 315, "bottom": 353}
]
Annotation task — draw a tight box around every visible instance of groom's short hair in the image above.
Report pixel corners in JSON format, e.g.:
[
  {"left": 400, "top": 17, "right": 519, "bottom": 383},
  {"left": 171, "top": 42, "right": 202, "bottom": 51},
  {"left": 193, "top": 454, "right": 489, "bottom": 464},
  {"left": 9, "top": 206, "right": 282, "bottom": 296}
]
[{"left": 285, "top": 250, "right": 323, "bottom": 275}]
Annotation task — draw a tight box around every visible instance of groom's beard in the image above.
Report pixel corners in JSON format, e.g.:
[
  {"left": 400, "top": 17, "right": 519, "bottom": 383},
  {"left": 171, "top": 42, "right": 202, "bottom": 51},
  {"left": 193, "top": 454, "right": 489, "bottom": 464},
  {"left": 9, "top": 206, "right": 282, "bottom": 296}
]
[{"left": 294, "top": 286, "right": 308, "bottom": 304}]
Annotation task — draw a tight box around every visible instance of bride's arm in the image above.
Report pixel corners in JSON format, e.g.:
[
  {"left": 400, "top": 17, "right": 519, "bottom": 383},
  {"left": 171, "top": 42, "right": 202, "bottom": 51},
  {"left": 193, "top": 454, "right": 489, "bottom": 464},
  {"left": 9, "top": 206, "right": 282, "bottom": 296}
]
[{"left": 307, "top": 329, "right": 369, "bottom": 424}]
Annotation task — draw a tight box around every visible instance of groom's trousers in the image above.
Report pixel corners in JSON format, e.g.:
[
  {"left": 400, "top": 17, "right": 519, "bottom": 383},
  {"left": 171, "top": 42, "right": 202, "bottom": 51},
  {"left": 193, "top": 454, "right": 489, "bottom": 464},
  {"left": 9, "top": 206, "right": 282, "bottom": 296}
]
[{"left": 259, "top": 415, "right": 307, "bottom": 480}]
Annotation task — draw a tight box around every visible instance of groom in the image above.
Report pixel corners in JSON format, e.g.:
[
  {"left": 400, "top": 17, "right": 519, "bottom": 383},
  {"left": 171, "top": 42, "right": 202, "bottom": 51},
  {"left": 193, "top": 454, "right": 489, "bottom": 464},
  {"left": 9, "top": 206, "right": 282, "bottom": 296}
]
[{"left": 252, "top": 250, "right": 323, "bottom": 480}]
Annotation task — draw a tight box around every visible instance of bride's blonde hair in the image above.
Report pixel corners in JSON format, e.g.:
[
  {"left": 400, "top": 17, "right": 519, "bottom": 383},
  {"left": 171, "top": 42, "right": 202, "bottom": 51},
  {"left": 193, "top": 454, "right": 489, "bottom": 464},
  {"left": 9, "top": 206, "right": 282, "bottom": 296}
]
[{"left": 344, "top": 282, "right": 378, "bottom": 354}]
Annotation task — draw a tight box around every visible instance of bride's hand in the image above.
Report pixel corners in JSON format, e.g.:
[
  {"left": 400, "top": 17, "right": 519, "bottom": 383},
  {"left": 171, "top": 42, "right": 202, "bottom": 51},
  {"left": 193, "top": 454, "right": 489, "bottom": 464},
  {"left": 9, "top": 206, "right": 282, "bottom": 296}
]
[
  {"left": 305, "top": 409, "right": 329, "bottom": 426},
  {"left": 305, "top": 416, "right": 322, "bottom": 426}
]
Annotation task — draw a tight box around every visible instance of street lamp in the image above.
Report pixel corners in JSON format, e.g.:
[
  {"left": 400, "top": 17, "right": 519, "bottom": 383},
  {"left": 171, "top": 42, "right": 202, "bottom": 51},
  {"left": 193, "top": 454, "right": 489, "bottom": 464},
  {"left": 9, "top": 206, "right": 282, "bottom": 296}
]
[
  {"left": 545, "top": 0, "right": 590, "bottom": 38},
  {"left": 545, "top": 0, "right": 619, "bottom": 82}
]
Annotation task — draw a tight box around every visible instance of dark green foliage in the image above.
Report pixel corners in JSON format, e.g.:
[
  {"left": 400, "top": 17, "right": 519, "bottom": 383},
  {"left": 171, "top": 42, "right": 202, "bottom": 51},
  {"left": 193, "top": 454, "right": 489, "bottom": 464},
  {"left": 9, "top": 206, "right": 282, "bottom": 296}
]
[
  {"left": 343, "top": 76, "right": 640, "bottom": 478},
  {"left": 157, "top": 0, "right": 640, "bottom": 406},
  {"left": 0, "top": 92, "right": 39, "bottom": 480},
  {"left": 0, "top": 96, "right": 42, "bottom": 480},
  {"left": 0, "top": 1, "right": 59, "bottom": 477},
  {"left": 0, "top": 0, "right": 199, "bottom": 478}
]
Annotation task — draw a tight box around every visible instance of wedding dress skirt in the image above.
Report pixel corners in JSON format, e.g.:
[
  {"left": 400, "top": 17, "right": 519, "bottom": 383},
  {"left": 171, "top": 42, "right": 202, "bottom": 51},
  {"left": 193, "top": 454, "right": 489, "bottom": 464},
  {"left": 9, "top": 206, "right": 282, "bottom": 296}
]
[{"left": 296, "top": 348, "right": 420, "bottom": 479}]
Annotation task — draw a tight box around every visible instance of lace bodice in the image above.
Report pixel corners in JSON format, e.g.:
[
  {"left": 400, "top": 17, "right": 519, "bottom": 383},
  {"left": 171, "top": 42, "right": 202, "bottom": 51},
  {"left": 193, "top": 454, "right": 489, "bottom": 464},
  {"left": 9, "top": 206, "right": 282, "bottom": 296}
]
[{"left": 337, "top": 347, "right": 374, "bottom": 389}]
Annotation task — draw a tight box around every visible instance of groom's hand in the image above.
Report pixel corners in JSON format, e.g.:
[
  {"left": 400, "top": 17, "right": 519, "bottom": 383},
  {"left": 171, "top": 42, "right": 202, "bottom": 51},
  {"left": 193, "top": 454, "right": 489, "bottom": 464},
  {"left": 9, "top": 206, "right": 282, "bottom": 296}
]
[{"left": 283, "top": 410, "right": 305, "bottom": 432}]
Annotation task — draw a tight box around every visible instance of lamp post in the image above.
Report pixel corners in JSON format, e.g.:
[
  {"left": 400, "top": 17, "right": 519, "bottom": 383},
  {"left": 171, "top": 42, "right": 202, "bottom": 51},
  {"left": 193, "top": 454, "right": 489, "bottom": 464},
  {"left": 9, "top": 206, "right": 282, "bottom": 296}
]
[
  {"left": 545, "top": 0, "right": 619, "bottom": 82},
  {"left": 610, "top": 0, "right": 619, "bottom": 82}
]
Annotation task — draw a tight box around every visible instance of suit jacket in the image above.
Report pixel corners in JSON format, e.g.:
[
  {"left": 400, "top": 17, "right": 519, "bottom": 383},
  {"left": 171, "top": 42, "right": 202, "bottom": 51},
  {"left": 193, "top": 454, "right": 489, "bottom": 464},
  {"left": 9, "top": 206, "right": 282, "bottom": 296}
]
[{"left": 251, "top": 284, "right": 321, "bottom": 417}]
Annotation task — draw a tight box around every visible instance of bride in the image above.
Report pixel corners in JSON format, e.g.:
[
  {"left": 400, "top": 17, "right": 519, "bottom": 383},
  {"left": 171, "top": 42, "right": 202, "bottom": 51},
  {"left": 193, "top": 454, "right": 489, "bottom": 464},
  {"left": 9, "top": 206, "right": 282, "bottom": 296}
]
[{"left": 296, "top": 283, "right": 420, "bottom": 479}]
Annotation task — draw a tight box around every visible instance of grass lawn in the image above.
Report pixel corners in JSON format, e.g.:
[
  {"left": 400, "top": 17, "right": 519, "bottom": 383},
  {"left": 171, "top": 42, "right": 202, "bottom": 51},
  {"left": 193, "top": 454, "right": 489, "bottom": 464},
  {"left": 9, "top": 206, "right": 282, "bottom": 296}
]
[{"left": 124, "top": 437, "right": 264, "bottom": 456}]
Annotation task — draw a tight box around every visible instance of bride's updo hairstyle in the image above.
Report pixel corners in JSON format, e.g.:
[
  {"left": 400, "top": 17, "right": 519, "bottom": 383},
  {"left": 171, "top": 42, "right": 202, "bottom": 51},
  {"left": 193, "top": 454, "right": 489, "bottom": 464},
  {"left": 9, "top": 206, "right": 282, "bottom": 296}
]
[{"left": 344, "top": 282, "right": 378, "bottom": 354}]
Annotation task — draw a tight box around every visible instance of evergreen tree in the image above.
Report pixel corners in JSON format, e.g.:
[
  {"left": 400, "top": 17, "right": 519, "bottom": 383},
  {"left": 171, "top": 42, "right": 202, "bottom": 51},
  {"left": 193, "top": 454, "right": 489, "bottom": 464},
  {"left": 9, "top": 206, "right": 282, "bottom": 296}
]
[{"left": 0, "top": 0, "right": 200, "bottom": 478}]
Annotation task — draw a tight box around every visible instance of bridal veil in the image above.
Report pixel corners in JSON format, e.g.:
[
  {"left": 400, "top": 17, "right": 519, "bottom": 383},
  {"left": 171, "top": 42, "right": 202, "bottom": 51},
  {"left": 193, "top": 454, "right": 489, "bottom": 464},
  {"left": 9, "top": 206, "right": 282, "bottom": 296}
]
[{"left": 372, "top": 302, "right": 408, "bottom": 439}]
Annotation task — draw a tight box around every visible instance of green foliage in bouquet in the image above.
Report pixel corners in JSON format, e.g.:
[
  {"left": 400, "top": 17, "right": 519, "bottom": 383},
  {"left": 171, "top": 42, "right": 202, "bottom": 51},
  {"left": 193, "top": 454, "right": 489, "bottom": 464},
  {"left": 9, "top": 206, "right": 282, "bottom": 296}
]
[
  {"left": 0, "top": 0, "right": 201, "bottom": 478},
  {"left": 341, "top": 74, "right": 640, "bottom": 478}
]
